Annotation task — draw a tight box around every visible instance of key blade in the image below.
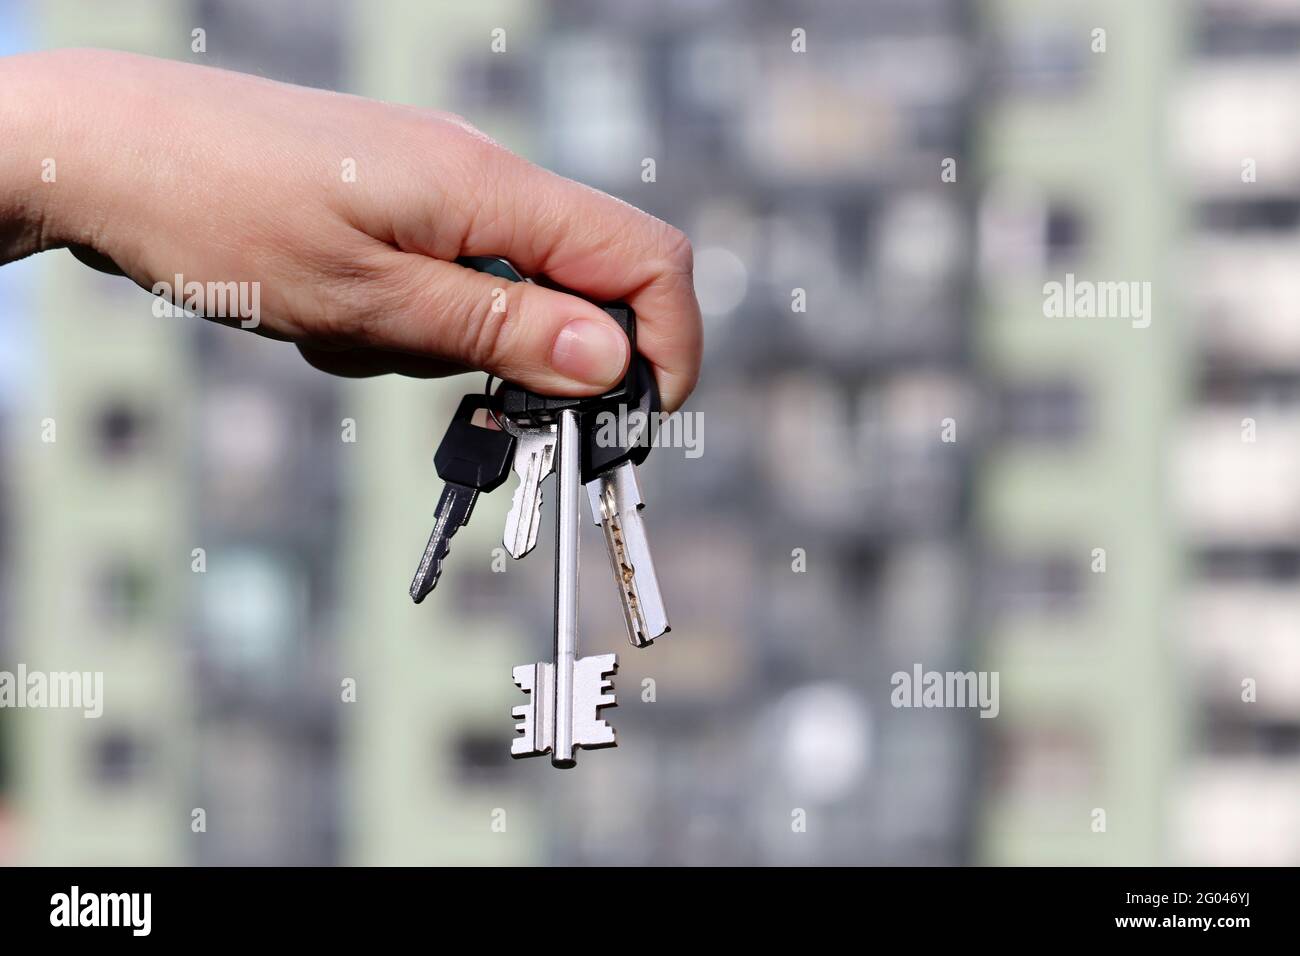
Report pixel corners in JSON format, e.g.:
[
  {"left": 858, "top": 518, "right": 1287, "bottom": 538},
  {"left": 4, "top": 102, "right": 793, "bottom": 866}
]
[
  {"left": 571, "top": 653, "right": 618, "bottom": 750},
  {"left": 552, "top": 410, "right": 583, "bottom": 768},
  {"left": 409, "top": 484, "right": 477, "bottom": 604},
  {"left": 587, "top": 462, "right": 670, "bottom": 646},
  {"left": 511, "top": 662, "right": 554, "bottom": 758},
  {"left": 503, "top": 429, "right": 556, "bottom": 559}
]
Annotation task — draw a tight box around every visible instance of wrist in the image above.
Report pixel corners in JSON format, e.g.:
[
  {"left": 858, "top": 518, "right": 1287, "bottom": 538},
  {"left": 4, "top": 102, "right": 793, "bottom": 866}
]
[
  {"left": 0, "top": 49, "right": 114, "bottom": 262},
  {"left": 0, "top": 52, "right": 58, "bottom": 259}
]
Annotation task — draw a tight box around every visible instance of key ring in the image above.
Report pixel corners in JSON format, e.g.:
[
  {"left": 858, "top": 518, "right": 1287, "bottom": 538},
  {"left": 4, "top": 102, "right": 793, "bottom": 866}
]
[
  {"left": 483, "top": 372, "right": 506, "bottom": 431},
  {"left": 483, "top": 372, "right": 555, "bottom": 440}
]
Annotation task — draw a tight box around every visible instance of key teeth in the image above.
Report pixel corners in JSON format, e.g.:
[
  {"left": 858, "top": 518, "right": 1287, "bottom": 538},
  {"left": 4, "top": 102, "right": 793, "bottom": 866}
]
[
  {"left": 587, "top": 464, "right": 671, "bottom": 648},
  {"left": 504, "top": 481, "right": 540, "bottom": 560},
  {"left": 510, "top": 657, "right": 618, "bottom": 758},
  {"left": 409, "top": 529, "right": 448, "bottom": 603},
  {"left": 511, "top": 662, "right": 553, "bottom": 758},
  {"left": 410, "top": 485, "right": 475, "bottom": 604},
  {"left": 571, "top": 653, "right": 618, "bottom": 750},
  {"left": 503, "top": 433, "right": 556, "bottom": 560},
  {"left": 586, "top": 481, "right": 605, "bottom": 527}
]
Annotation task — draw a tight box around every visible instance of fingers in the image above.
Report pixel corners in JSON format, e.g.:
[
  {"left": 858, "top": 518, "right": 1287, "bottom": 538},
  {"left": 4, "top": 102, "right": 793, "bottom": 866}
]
[
  {"left": 66, "top": 243, "right": 127, "bottom": 276},
  {"left": 464, "top": 157, "right": 701, "bottom": 410},
  {"left": 348, "top": 253, "right": 630, "bottom": 396},
  {"left": 381, "top": 129, "right": 701, "bottom": 410}
]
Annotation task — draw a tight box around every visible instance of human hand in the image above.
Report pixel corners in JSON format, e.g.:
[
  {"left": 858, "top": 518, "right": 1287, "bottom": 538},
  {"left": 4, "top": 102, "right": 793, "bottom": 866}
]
[{"left": 0, "top": 49, "right": 701, "bottom": 410}]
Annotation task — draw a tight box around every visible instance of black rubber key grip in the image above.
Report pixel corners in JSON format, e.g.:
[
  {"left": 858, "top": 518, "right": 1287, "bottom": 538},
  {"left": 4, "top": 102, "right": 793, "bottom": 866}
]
[
  {"left": 497, "top": 302, "right": 638, "bottom": 420},
  {"left": 581, "top": 355, "right": 660, "bottom": 484},
  {"left": 434, "top": 394, "right": 516, "bottom": 492}
]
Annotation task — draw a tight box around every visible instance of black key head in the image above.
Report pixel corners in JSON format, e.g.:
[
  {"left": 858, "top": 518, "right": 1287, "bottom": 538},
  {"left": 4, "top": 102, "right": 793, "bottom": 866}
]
[
  {"left": 496, "top": 302, "right": 639, "bottom": 421},
  {"left": 581, "top": 355, "right": 659, "bottom": 484},
  {"left": 455, "top": 254, "right": 641, "bottom": 423},
  {"left": 434, "top": 394, "right": 517, "bottom": 492}
]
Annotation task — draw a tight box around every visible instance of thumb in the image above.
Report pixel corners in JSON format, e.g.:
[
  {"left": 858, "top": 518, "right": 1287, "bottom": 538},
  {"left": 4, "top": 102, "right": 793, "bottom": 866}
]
[{"left": 358, "top": 253, "right": 630, "bottom": 395}]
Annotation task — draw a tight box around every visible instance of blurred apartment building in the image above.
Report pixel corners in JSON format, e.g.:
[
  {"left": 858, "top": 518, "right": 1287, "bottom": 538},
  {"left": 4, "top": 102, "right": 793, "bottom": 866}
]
[
  {"left": 974, "top": 0, "right": 1186, "bottom": 864},
  {"left": 21, "top": 0, "right": 1297, "bottom": 868},
  {"left": 515, "top": 0, "right": 979, "bottom": 864},
  {"left": 0, "top": 0, "right": 19, "bottom": 863},
  {"left": 1, "top": 0, "right": 981, "bottom": 865},
  {"left": 978, "top": 0, "right": 1300, "bottom": 866},
  {"left": 1173, "top": 0, "right": 1300, "bottom": 865},
  {"left": 0, "top": 0, "right": 533, "bottom": 866},
  {"left": 0, "top": 4, "right": 193, "bottom": 867}
]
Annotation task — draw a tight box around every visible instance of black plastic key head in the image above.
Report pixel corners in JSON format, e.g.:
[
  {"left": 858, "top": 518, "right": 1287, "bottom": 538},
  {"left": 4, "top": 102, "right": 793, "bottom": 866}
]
[
  {"left": 582, "top": 354, "right": 660, "bottom": 484},
  {"left": 457, "top": 255, "right": 640, "bottom": 423},
  {"left": 455, "top": 255, "right": 657, "bottom": 465},
  {"left": 434, "top": 394, "right": 516, "bottom": 492},
  {"left": 497, "top": 302, "right": 639, "bottom": 422}
]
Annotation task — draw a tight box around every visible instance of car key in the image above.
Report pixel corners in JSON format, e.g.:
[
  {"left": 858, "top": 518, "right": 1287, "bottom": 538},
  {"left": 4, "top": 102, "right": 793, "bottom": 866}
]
[{"left": 409, "top": 393, "right": 516, "bottom": 603}]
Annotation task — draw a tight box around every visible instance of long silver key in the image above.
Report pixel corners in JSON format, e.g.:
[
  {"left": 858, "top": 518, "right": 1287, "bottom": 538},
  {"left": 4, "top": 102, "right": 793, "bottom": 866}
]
[
  {"left": 502, "top": 424, "right": 557, "bottom": 560},
  {"left": 587, "top": 460, "right": 670, "bottom": 647},
  {"left": 511, "top": 409, "right": 618, "bottom": 767}
]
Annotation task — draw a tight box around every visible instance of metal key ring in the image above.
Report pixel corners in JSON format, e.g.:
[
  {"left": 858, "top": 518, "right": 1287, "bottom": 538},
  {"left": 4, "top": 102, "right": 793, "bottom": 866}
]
[
  {"left": 482, "top": 372, "right": 506, "bottom": 432},
  {"left": 483, "top": 372, "right": 557, "bottom": 440}
]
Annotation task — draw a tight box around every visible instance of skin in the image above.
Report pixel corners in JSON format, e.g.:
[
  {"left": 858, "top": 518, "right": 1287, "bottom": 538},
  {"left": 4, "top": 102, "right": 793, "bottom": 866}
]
[{"left": 0, "top": 49, "right": 702, "bottom": 410}]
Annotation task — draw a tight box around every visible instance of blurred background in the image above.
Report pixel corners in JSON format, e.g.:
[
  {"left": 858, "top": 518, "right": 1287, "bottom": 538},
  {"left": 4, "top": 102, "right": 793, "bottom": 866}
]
[{"left": 0, "top": 0, "right": 1297, "bottom": 865}]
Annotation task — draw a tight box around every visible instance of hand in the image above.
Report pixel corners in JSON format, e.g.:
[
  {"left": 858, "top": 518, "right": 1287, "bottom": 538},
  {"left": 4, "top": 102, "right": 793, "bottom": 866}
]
[{"left": 0, "top": 49, "right": 702, "bottom": 410}]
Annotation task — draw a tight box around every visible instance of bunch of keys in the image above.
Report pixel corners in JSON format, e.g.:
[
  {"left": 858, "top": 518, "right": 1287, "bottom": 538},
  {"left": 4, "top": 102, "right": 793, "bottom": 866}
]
[{"left": 410, "top": 257, "right": 670, "bottom": 768}]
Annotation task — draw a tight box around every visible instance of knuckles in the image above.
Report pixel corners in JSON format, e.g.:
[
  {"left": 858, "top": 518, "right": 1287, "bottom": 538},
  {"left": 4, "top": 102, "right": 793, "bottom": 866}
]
[
  {"left": 461, "top": 278, "right": 519, "bottom": 372},
  {"left": 659, "top": 225, "right": 695, "bottom": 276},
  {"left": 302, "top": 246, "right": 406, "bottom": 350}
]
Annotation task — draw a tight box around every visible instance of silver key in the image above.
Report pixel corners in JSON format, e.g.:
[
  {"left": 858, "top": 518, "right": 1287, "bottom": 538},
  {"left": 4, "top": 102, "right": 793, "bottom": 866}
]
[
  {"left": 502, "top": 424, "right": 557, "bottom": 560},
  {"left": 511, "top": 655, "right": 617, "bottom": 760},
  {"left": 587, "top": 460, "right": 670, "bottom": 647},
  {"left": 409, "top": 483, "right": 476, "bottom": 603},
  {"left": 511, "top": 409, "right": 618, "bottom": 767},
  {"left": 409, "top": 393, "right": 517, "bottom": 604}
]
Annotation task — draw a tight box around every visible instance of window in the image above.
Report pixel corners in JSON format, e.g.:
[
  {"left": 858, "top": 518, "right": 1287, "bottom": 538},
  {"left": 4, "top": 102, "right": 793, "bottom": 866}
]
[
  {"left": 92, "top": 731, "right": 149, "bottom": 787},
  {"left": 92, "top": 560, "right": 153, "bottom": 630},
  {"left": 980, "top": 185, "right": 1088, "bottom": 277},
  {"left": 1200, "top": 198, "right": 1300, "bottom": 234},
  {"left": 1044, "top": 205, "right": 1085, "bottom": 262},
  {"left": 194, "top": 0, "right": 345, "bottom": 91},
  {"left": 997, "top": 379, "right": 1089, "bottom": 445},
  {"left": 454, "top": 729, "right": 512, "bottom": 783},
  {"left": 1196, "top": 1, "right": 1300, "bottom": 58},
  {"left": 986, "top": 552, "right": 1084, "bottom": 617},
  {"left": 992, "top": 25, "right": 1090, "bottom": 98},
  {"left": 94, "top": 400, "right": 153, "bottom": 461},
  {"left": 992, "top": 724, "right": 1097, "bottom": 800}
]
